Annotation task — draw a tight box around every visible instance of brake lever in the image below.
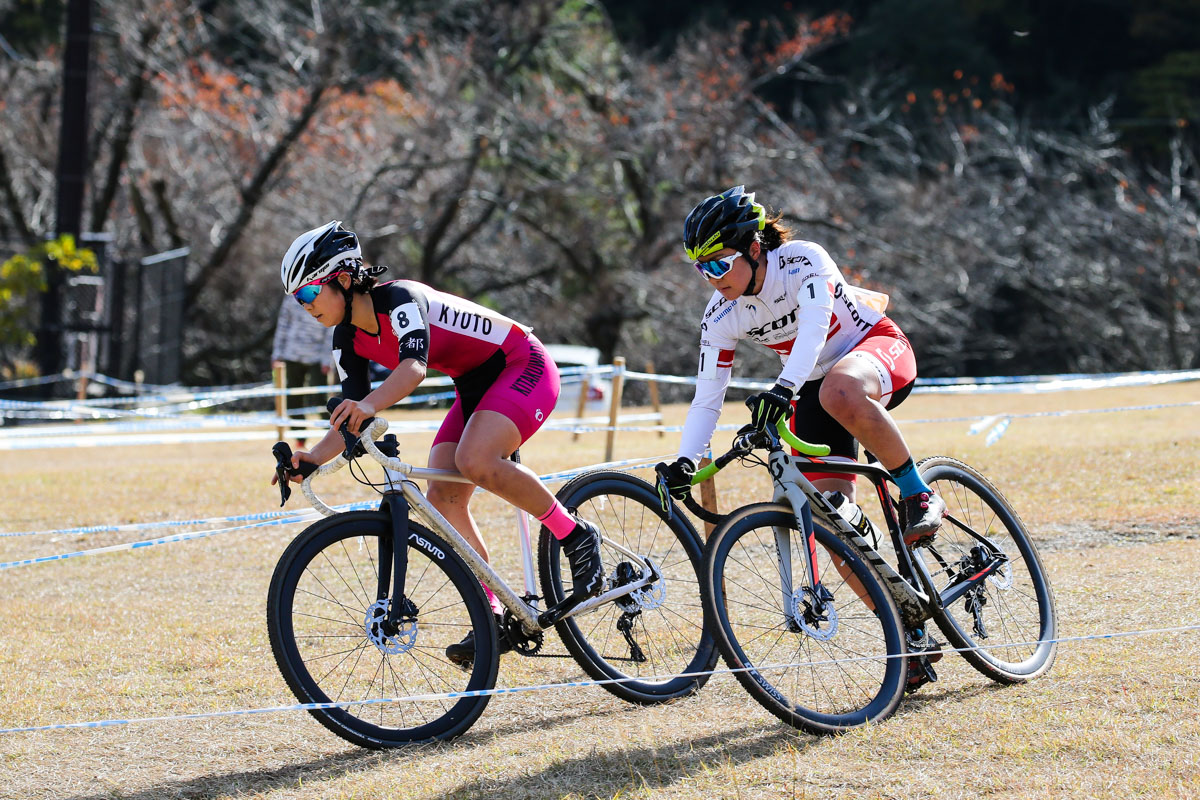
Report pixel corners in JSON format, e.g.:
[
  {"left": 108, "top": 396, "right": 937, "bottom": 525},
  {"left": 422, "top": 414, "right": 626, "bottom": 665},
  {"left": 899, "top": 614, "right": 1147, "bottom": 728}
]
[
  {"left": 271, "top": 441, "right": 318, "bottom": 507},
  {"left": 272, "top": 441, "right": 296, "bottom": 507},
  {"left": 326, "top": 396, "right": 372, "bottom": 460},
  {"left": 653, "top": 471, "right": 681, "bottom": 517}
]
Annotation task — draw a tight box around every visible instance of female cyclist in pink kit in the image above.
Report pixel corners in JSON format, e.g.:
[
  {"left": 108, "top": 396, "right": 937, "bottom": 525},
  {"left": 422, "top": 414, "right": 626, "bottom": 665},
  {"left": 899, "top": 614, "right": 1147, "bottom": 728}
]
[{"left": 276, "top": 221, "right": 602, "bottom": 664}]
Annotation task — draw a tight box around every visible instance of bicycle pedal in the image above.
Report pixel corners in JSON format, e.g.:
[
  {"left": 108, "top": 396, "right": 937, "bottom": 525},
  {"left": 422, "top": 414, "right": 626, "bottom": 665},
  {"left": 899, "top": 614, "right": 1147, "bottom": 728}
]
[
  {"left": 903, "top": 530, "right": 938, "bottom": 548},
  {"left": 906, "top": 658, "right": 939, "bottom": 693}
]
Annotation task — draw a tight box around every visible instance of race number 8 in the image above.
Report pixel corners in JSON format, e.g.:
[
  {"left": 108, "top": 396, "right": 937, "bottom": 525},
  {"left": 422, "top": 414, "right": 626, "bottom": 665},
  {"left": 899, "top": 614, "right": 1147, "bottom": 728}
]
[{"left": 390, "top": 302, "right": 426, "bottom": 336}]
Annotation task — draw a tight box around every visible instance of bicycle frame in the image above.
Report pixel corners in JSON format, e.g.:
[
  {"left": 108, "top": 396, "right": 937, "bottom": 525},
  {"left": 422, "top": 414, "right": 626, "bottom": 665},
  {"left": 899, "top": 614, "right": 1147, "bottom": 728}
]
[
  {"left": 299, "top": 418, "right": 660, "bottom": 636},
  {"left": 765, "top": 446, "right": 933, "bottom": 628},
  {"left": 698, "top": 422, "right": 1010, "bottom": 631}
]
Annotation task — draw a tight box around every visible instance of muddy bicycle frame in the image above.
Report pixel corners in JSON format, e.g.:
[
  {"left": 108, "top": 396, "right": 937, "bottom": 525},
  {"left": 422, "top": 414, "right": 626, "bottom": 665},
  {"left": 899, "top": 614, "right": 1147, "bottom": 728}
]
[
  {"left": 297, "top": 416, "right": 664, "bottom": 638},
  {"left": 692, "top": 420, "right": 1010, "bottom": 630}
]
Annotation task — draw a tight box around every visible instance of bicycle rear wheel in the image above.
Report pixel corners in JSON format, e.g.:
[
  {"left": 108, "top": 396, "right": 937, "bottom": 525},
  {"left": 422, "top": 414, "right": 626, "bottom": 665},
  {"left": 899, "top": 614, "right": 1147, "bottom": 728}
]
[
  {"left": 916, "top": 457, "right": 1057, "bottom": 683},
  {"left": 539, "top": 471, "right": 717, "bottom": 705},
  {"left": 267, "top": 511, "right": 498, "bottom": 748},
  {"left": 703, "top": 503, "right": 907, "bottom": 735}
]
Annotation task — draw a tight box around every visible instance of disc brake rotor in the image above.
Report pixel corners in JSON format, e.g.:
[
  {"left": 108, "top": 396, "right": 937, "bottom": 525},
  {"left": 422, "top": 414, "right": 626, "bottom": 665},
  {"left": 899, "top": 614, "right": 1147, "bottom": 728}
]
[
  {"left": 984, "top": 537, "right": 1013, "bottom": 589},
  {"left": 364, "top": 599, "right": 417, "bottom": 655},
  {"left": 613, "top": 558, "right": 665, "bottom": 612},
  {"left": 790, "top": 586, "right": 839, "bottom": 641}
]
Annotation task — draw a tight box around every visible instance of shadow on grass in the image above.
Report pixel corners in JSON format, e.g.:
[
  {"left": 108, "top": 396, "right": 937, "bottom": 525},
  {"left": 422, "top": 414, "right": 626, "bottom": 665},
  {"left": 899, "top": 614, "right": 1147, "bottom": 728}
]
[
  {"left": 434, "top": 721, "right": 811, "bottom": 800},
  {"left": 893, "top": 677, "right": 1008, "bottom": 714},
  {"left": 58, "top": 677, "right": 1002, "bottom": 799},
  {"left": 57, "top": 706, "right": 808, "bottom": 800},
  {"left": 62, "top": 747, "right": 382, "bottom": 800},
  {"left": 435, "top": 682, "right": 1020, "bottom": 798},
  {"left": 55, "top": 691, "right": 654, "bottom": 800}
]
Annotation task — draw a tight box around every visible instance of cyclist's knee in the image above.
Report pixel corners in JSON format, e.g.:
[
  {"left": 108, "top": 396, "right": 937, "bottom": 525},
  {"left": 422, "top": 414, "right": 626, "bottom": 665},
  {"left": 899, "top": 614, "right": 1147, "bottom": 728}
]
[
  {"left": 819, "top": 373, "right": 871, "bottom": 422},
  {"left": 454, "top": 449, "right": 506, "bottom": 489}
]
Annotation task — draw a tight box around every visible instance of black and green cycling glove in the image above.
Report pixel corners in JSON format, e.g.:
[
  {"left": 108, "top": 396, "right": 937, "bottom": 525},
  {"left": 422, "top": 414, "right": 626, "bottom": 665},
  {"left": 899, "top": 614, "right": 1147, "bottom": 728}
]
[
  {"left": 654, "top": 457, "right": 696, "bottom": 513},
  {"left": 746, "top": 383, "right": 794, "bottom": 431}
]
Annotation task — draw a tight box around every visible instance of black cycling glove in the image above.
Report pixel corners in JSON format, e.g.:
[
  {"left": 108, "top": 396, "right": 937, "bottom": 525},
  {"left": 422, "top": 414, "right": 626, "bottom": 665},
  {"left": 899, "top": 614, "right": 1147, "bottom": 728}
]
[
  {"left": 655, "top": 457, "right": 696, "bottom": 512},
  {"left": 746, "top": 383, "right": 794, "bottom": 432}
]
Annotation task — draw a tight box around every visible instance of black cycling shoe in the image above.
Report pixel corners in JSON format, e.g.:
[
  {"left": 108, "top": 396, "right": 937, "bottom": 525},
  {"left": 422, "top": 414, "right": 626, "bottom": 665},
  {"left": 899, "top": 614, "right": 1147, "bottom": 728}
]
[
  {"left": 900, "top": 491, "right": 946, "bottom": 547},
  {"left": 560, "top": 518, "right": 604, "bottom": 599},
  {"left": 906, "top": 630, "right": 944, "bottom": 692},
  {"left": 445, "top": 614, "right": 512, "bottom": 667}
]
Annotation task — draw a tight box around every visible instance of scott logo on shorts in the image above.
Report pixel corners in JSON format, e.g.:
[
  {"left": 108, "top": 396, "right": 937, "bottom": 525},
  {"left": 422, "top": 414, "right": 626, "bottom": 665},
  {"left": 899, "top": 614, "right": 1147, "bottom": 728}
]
[{"left": 873, "top": 338, "right": 909, "bottom": 370}]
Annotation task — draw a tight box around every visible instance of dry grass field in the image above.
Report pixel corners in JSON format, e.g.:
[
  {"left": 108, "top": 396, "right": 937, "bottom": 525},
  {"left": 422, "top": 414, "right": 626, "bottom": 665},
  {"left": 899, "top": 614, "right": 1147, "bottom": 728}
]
[{"left": 1, "top": 381, "right": 1198, "bottom": 800}]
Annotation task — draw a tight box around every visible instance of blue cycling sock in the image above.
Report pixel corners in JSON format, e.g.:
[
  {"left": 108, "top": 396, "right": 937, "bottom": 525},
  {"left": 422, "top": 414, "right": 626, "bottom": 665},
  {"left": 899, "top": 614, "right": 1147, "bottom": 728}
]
[{"left": 890, "top": 457, "right": 932, "bottom": 498}]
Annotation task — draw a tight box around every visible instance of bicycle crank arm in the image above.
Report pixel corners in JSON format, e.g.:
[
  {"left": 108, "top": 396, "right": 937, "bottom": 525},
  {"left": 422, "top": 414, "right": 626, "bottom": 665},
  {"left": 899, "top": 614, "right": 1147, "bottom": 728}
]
[
  {"left": 938, "top": 554, "right": 1006, "bottom": 608},
  {"left": 537, "top": 592, "right": 591, "bottom": 628},
  {"left": 536, "top": 575, "right": 655, "bottom": 629}
]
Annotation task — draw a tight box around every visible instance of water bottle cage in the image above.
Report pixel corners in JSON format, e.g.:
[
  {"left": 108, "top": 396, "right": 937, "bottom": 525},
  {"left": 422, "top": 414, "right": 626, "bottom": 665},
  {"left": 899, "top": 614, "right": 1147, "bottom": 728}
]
[{"left": 825, "top": 491, "right": 881, "bottom": 550}]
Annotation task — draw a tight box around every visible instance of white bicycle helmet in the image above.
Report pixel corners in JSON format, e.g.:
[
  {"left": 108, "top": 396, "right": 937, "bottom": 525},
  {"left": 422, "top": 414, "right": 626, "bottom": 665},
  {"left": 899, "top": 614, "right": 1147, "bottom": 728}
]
[{"left": 280, "top": 220, "right": 362, "bottom": 293}]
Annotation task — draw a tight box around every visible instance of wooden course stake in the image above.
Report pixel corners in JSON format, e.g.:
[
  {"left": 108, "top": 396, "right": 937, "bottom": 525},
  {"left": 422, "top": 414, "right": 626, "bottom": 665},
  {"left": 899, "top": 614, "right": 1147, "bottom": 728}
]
[
  {"left": 273, "top": 363, "right": 287, "bottom": 443},
  {"left": 604, "top": 356, "right": 625, "bottom": 462}
]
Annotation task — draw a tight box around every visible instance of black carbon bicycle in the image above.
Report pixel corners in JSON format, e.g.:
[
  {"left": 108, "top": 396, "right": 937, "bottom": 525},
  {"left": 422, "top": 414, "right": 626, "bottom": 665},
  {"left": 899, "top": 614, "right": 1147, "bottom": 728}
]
[
  {"left": 266, "top": 409, "right": 716, "bottom": 748},
  {"left": 667, "top": 419, "right": 1057, "bottom": 735}
]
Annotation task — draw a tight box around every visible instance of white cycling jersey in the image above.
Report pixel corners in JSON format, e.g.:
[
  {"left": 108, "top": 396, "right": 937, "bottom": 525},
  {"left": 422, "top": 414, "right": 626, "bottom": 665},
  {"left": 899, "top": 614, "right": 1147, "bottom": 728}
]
[{"left": 678, "top": 239, "right": 885, "bottom": 462}]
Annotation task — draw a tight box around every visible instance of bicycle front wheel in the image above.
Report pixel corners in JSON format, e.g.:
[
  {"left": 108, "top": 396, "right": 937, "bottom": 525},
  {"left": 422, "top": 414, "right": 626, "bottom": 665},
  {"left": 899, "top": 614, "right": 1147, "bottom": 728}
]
[
  {"left": 267, "top": 511, "right": 498, "bottom": 748},
  {"left": 917, "top": 457, "right": 1057, "bottom": 683},
  {"left": 539, "top": 471, "right": 717, "bottom": 705},
  {"left": 704, "top": 503, "right": 907, "bottom": 735}
]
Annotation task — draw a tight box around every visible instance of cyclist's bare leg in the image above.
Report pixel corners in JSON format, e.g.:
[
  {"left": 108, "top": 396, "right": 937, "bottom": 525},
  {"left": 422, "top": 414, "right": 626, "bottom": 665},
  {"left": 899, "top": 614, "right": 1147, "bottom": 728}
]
[
  {"left": 821, "top": 356, "right": 943, "bottom": 543},
  {"left": 454, "top": 410, "right": 559, "bottom": 518},
  {"left": 818, "top": 359, "right": 912, "bottom": 474},
  {"left": 427, "top": 441, "right": 490, "bottom": 562},
  {"left": 454, "top": 410, "right": 603, "bottom": 600}
]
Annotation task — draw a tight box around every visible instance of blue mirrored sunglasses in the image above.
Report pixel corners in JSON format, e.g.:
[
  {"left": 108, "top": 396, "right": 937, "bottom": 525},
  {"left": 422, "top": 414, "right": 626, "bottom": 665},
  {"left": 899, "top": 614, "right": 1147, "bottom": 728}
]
[
  {"left": 693, "top": 253, "right": 739, "bottom": 280},
  {"left": 293, "top": 274, "right": 338, "bottom": 306}
]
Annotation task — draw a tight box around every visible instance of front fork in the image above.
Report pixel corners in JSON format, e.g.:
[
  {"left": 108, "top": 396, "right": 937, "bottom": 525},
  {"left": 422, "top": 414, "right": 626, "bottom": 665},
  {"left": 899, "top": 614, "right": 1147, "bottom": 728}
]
[
  {"left": 377, "top": 491, "right": 419, "bottom": 634},
  {"left": 773, "top": 478, "right": 831, "bottom": 630}
]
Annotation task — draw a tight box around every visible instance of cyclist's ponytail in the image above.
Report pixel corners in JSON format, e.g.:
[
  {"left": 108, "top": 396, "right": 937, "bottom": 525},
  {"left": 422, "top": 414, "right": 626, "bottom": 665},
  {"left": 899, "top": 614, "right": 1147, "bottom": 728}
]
[
  {"left": 760, "top": 213, "right": 792, "bottom": 252},
  {"left": 350, "top": 264, "right": 388, "bottom": 293}
]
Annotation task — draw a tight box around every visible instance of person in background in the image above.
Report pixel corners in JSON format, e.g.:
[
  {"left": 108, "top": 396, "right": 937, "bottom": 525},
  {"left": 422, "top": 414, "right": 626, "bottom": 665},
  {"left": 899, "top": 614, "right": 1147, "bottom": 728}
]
[{"left": 272, "top": 294, "right": 334, "bottom": 447}]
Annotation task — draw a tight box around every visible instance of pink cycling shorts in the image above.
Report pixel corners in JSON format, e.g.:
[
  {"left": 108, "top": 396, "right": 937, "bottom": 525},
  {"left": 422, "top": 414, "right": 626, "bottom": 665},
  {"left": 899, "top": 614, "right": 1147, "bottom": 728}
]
[{"left": 433, "top": 334, "right": 560, "bottom": 447}]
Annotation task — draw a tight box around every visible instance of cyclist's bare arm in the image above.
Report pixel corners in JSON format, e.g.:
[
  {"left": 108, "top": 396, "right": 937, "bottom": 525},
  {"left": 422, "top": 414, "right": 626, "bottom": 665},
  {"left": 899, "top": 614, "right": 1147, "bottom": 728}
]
[{"left": 330, "top": 358, "right": 425, "bottom": 435}]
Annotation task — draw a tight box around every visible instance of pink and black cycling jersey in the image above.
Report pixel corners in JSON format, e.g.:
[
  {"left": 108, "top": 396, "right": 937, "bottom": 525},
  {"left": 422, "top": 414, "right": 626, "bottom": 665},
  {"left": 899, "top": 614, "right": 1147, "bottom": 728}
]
[
  {"left": 332, "top": 279, "right": 537, "bottom": 400},
  {"left": 678, "top": 240, "right": 892, "bottom": 462}
]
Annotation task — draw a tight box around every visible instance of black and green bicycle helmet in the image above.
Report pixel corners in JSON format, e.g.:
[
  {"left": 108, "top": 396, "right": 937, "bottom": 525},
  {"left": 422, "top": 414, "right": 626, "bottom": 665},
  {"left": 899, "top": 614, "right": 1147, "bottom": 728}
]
[{"left": 683, "top": 185, "right": 766, "bottom": 261}]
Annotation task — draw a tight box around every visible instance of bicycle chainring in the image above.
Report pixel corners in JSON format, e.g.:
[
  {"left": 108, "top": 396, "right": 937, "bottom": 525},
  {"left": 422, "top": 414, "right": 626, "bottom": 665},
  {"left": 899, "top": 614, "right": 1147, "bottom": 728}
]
[{"left": 501, "top": 609, "right": 543, "bottom": 656}]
